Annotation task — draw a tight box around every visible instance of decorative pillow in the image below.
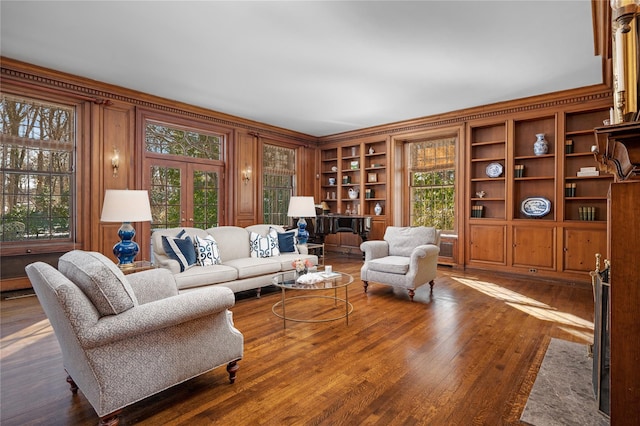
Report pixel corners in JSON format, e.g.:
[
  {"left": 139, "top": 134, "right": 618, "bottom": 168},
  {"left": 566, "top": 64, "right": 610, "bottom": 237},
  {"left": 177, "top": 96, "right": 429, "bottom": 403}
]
[
  {"left": 58, "top": 250, "right": 137, "bottom": 316},
  {"left": 194, "top": 235, "right": 221, "bottom": 266},
  {"left": 276, "top": 229, "right": 298, "bottom": 253},
  {"left": 268, "top": 227, "right": 281, "bottom": 256},
  {"left": 161, "top": 229, "right": 197, "bottom": 272},
  {"left": 250, "top": 231, "right": 278, "bottom": 258}
]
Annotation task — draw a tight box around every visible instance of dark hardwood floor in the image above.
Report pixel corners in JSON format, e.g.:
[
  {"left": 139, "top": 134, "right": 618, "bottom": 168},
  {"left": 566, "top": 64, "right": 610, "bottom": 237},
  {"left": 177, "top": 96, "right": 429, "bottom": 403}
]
[{"left": 0, "top": 253, "right": 595, "bottom": 425}]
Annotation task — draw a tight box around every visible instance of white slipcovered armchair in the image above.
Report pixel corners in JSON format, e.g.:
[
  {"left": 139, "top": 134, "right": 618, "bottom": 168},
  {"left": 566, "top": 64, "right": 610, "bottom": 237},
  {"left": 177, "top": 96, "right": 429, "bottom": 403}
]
[
  {"left": 25, "top": 250, "right": 244, "bottom": 426},
  {"left": 360, "top": 226, "right": 441, "bottom": 301}
]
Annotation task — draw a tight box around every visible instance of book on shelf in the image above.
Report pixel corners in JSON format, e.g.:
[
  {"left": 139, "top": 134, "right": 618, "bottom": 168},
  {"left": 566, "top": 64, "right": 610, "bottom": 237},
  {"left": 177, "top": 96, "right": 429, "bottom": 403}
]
[{"left": 577, "top": 170, "right": 600, "bottom": 177}]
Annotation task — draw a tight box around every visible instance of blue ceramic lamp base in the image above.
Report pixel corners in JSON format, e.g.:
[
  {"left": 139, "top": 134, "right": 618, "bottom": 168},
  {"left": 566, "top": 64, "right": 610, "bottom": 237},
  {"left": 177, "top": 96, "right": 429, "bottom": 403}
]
[
  {"left": 297, "top": 217, "right": 309, "bottom": 244},
  {"left": 113, "top": 222, "right": 139, "bottom": 267}
]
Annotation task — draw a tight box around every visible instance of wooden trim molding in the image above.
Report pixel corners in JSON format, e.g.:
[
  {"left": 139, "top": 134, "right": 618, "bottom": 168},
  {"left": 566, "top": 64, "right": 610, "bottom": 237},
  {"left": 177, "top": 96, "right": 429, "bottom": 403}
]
[
  {"left": 1, "top": 57, "right": 317, "bottom": 145},
  {"left": 319, "top": 87, "right": 613, "bottom": 143}
]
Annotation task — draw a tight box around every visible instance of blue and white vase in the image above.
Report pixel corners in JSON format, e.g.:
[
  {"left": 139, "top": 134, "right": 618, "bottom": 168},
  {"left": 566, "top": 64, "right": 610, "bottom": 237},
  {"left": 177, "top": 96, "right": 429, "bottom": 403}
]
[
  {"left": 533, "top": 133, "right": 548, "bottom": 156},
  {"left": 374, "top": 202, "right": 382, "bottom": 216}
]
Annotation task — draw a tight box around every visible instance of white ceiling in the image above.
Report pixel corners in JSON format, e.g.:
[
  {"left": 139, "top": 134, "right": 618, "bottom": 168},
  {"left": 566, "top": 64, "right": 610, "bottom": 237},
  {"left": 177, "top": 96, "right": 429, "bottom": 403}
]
[{"left": 1, "top": 1, "right": 603, "bottom": 137}]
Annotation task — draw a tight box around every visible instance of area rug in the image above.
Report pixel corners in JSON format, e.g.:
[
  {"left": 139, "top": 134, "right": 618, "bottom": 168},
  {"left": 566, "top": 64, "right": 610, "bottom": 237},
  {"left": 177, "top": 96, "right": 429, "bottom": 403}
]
[{"left": 520, "top": 338, "right": 609, "bottom": 426}]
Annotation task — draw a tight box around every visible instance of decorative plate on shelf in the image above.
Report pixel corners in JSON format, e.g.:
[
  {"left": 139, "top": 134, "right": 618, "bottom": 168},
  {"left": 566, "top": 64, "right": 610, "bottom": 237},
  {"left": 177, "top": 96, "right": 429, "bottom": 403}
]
[
  {"left": 485, "top": 162, "right": 503, "bottom": 178},
  {"left": 520, "top": 197, "right": 551, "bottom": 218}
]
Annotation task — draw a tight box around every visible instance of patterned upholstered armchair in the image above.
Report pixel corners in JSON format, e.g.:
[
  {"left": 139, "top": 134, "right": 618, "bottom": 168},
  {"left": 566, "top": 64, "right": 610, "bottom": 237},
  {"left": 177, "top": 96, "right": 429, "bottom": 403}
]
[
  {"left": 360, "top": 226, "right": 440, "bottom": 302},
  {"left": 25, "top": 250, "right": 243, "bottom": 426}
]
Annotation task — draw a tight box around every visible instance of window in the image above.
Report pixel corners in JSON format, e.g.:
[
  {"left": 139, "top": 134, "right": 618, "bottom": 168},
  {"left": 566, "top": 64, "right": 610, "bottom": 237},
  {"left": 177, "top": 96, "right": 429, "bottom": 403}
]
[
  {"left": 263, "top": 144, "right": 295, "bottom": 226},
  {"left": 0, "top": 94, "right": 75, "bottom": 243},
  {"left": 144, "top": 119, "right": 224, "bottom": 229},
  {"left": 145, "top": 122, "right": 222, "bottom": 160},
  {"left": 408, "top": 137, "right": 456, "bottom": 232}
]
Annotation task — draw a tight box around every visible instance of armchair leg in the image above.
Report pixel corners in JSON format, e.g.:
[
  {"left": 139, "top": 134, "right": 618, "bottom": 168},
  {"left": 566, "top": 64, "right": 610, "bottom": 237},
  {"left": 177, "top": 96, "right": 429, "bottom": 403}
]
[
  {"left": 363, "top": 281, "right": 369, "bottom": 293},
  {"left": 99, "top": 410, "right": 121, "bottom": 426},
  {"left": 429, "top": 280, "right": 435, "bottom": 291},
  {"left": 66, "top": 374, "right": 78, "bottom": 394},
  {"left": 408, "top": 289, "right": 415, "bottom": 302},
  {"left": 227, "top": 360, "right": 239, "bottom": 384}
]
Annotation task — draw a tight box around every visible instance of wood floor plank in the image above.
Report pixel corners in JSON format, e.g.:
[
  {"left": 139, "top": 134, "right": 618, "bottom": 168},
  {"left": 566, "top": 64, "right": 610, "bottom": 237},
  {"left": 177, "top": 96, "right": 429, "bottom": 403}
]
[{"left": 0, "top": 254, "right": 594, "bottom": 425}]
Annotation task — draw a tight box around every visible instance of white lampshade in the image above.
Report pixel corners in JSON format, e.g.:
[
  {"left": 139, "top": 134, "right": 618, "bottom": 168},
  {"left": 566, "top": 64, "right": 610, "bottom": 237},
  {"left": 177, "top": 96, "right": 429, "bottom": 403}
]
[
  {"left": 100, "top": 190, "right": 153, "bottom": 222},
  {"left": 287, "top": 196, "right": 316, "bottom": 218}
]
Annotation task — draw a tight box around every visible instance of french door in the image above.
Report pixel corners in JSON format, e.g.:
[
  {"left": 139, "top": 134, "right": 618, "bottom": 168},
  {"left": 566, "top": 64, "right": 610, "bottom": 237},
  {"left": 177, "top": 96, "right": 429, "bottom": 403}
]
[{"left": 145, "top": 158, "right": 224, "bottom": 230}]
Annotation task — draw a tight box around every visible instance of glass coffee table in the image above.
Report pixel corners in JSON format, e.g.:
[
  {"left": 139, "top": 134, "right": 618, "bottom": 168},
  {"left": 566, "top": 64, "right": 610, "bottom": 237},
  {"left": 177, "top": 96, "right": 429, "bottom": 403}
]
[{"left": 271, "top": 270, "right": 354, "bottom": 328}]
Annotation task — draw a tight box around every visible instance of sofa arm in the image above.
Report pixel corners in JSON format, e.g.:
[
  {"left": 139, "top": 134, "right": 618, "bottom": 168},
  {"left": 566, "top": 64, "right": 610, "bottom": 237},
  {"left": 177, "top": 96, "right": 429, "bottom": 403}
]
[
  {"left": 77, "top": 286, "right": 235, "bottom": 349},
  {"left": 127, "top": 268, "right": 179, "bottom": 304},
  {"left": 408, "top": 244, "right": 440, "bottom": 273},
  {"left": 360, "top": 240, "right": 389, "bottom": 261},
  {"left": 155, "top": 257, "right": 181, "bottom": 274}
]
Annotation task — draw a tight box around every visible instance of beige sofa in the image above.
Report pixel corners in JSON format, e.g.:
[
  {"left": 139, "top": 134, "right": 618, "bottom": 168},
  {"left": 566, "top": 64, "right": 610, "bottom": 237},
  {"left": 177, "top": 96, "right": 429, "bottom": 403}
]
[{"left": 151, "top": 224, "right": 318, "bottom": 295}]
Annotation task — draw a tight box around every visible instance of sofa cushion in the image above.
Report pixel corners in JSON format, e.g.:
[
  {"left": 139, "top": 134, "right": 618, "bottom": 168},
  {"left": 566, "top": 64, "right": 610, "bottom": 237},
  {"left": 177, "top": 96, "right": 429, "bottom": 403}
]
[
  {"left": 249, "top": 231, "right": 279, "bottom": 258},
  {"left": 58, "top": 250, "right": 137, "bottom": 316},
  {"left": 162, "top": 230, "right": 197, "bottom": 272},
  {"left": 194, "top": 235, "right": 221, "bottom": 266},
  {"left": 367, "top": 256, "right": 410, "bottom": 275},
  {"left": 276, "top": 229, "right": 298, "bottom": 253},
  {"left": 174, "top": 264, "right": 238, "bottom": 290},
  {"left": 385, "top": 226, "right": 437, "bottom": 257},
  {"left": 207, "top": 226, "right": 251, "bottom": 262},
  {"left": 224, "top": 257, "right": 282, "bottom": 279}
]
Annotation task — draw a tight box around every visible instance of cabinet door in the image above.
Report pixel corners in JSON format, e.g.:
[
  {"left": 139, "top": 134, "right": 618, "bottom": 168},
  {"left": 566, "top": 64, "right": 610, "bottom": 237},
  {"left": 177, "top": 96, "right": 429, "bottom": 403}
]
[
  {"left": 563, "top": 227, "right": 607, "bottom": 273},
  {"left": 369, "top": 218, "right": 387, "bottom": 241},
  {"left": 468, "top": 224, "right": 506, "bottom": 264},
  {"left": 512, "top": 225, "right": 555, "bottom": 269}
]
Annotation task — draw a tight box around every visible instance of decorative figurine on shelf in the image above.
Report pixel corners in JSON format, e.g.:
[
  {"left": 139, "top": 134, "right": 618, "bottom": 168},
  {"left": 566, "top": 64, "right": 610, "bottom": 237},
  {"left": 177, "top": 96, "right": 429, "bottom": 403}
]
[
  {"left": 476, "top": 190, "right": 486, "bottom": 198},
  {"left": 348, "top": 187, "right": 359, "bottom": 199},
  {"left": 369, "top": 146, "right": 374, "bottom": 155},
  {"left": 374, "top": 202, "right": 383, "bottom": 216},
  {"left": 533, "top": 133, "right": 549, "bottom": 156}
]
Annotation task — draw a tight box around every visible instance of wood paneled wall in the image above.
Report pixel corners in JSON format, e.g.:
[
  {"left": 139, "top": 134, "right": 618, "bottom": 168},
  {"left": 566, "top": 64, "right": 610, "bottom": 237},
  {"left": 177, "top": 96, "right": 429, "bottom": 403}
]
[{"left": 0, "top": 58, "right": 317, "bottom": 291}]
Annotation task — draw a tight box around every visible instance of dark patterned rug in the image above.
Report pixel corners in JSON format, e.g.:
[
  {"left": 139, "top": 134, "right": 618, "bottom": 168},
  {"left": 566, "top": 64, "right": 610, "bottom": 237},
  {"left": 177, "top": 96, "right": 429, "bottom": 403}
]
[{"left": 520, "top": 338, "right": 609, "bottom": 426}]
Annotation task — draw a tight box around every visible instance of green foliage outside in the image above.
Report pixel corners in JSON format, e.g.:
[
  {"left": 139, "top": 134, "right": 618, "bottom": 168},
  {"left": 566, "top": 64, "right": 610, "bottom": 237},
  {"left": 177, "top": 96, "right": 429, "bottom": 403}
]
[
  {"left": 410, "top": 170, "right": 455, "bottom": 232},
  {"left": 1, "top": 95, "right": 73, "bottom": 241}
]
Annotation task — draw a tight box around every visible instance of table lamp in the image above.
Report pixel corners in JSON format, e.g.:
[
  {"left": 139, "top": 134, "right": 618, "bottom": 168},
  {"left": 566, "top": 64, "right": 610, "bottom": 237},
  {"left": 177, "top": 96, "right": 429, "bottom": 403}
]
[
  {"left": 100, "top": 189, "right": 153, "bottom": 267},
  {"left": 287, "top": 196, "right": 316, "bottom": 244}
]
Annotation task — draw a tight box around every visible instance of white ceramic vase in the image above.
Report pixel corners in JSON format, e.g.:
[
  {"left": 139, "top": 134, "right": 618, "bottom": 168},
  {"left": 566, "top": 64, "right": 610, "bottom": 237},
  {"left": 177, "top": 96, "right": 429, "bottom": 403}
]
[
  {"left": 533, "top": 133, "right": 548, "bottom": 156},
  {"left": 374, "top": 202, "right": 382, "bottom": 215}
]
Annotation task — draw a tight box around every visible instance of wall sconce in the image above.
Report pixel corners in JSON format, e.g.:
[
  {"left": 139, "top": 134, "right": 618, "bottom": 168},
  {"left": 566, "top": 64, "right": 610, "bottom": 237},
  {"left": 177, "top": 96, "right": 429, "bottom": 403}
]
[
  {"left": 242, "top": 166, "right": 251, "bottom": 184},
  {"left": 111, "top": 147, "right": 120, "bottom": 177}
]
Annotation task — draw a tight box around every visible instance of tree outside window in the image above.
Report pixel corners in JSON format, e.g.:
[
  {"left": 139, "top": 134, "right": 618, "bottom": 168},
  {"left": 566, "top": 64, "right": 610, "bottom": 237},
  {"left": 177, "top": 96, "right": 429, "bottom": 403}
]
[
  {"left": 408, "top": 137, "right": 456, "bottom": 232},
  {"left": 263, "top": 144, "right": 295, "bottom": 226},
  {"left": 1, "top": 94, "right": 74, "bottom": 243}
]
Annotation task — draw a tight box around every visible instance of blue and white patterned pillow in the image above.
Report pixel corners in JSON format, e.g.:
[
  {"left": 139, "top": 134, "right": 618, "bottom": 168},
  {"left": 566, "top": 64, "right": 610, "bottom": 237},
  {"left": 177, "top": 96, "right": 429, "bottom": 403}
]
[
  {"left": 161, "top": 229, "right": 197, "bottom": 272},
  {"left": 268, "top": 227, "right": 280, "bottom": 256},
  {"left": 250, "top": 230, "right": 279, "bottom": 258},
  {"left": 194, "top": 235, "right": 221, "bottom": 266}
]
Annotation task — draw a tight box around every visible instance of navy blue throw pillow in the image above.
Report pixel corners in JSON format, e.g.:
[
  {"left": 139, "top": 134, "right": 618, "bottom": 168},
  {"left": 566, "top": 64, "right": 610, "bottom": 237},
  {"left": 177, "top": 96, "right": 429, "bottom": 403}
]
[
  {"left": 277, "top": 230, "right": 297, "bottom": 253},
  {"left": 161, "top": 230, "right": 197, "bottom": 272}
]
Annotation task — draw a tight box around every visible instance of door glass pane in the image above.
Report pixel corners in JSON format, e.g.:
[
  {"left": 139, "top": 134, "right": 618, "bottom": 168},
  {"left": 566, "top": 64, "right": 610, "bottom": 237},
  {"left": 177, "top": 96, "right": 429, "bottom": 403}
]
[
  {"left": 150, "top": 165, "right": 181, "bottom": 228},
  {"left": 192, "top": 169, "right": 219, "bottom": 229}
]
